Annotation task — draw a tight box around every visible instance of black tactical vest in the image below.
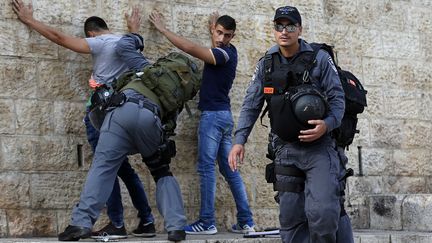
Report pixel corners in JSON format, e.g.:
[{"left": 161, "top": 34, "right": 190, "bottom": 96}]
[{"left": 262, "top": 50, "right": 328, "bottom": 142}]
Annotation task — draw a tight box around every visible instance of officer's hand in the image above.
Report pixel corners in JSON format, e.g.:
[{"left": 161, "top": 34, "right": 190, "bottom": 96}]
[
  {"left": 12, "top": 0, "right": 34, "bottom": 24},
  {"left": 298, "top": 119, "right": 327, "bottom": 142},
  {"left": 126, "top": 6, "right": 142, "bottom": 33},
  {"left": 228, "top": 144, "right": 245, "bottom": 171}
]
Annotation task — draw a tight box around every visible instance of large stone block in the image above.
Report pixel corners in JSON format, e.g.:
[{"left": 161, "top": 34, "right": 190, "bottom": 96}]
[
  {"left": 418, "top": 92, "right": 432, "bottom": 123},
  {"left": 382, "top": 32, "right": 422, "bottom": 60},
  {"left": 1, "top": 136, "right": 90, "bottom": 171},
  {"left": 362, "top": 57, "right": 398, "bottom": 88},
  {"left": 381, "top": 176, "right": 427, "bottom": 194},
  {"left": 346, "top": 196, "right": 370, "bottom": 229},
  {"left": 384, "top": 89, "right": 419, "bottom": 120},
  {"left": 355, "top": 232, "right": 391, "bottom": 243},
  {"left": 393, "top": 149, "right": 431, "bottom": 176},
  {"left": 400, "top": 121, "right": 432, "bottom": 149},
  {"left": 30, "top": 172, "right": 87, "bottom": 209},
  {"left": 403, "top": 194, "right": 432, "bottom": 231},
  {"left": 37, "top": 61, "right": 90, "bottom": 101},
  {"left": 0, "top": 172, "right": 30, "bottom": 208},
  {"left": 15, "top": 99, "right": 53, "bottom": 135},
  {"left": 369, "top": 195, "right": 404, "bottom": 230},
  {"left": 347, "top": 176, "right": 384, "bottom": 196},
  {"left": 353, "top": 148, "right": 393, "bottom": 176},
  {"left": 0, "top": 99, "right": 15, "bottom": 135},
  {"left": 369, "top": 119, "right": 404, "bottom": 148},
  {"left": 360, "top": 1, "right": 406, "bottom": 32},
  {"left": 0, "top": 59, "right": 38, "bottom": 99},
  {"left": 391, "top": 233, "right": 432, "bottom": 243},
  {"left": 0, "top": 209, "right": 7, "bottom": 237},
  {"left": 53, "top": 101, "right": 86, "bottom": 135},
  {"left": 396, "top": 60, "right": 432, "bottom": 91},
  {"left": 322, "top": 0, "right": 361, "bottom": 25},
  {"left": 362, "top": 87, "right": 385, "bottom": 118},
  {"left": 7, "top": 209, "right": 56, "bottom": 237},
  {"left": 350, "top": 28, "right": 384, "bottom": 59}
]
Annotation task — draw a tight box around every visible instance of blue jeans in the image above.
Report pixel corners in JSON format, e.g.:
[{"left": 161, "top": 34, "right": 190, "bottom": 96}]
[
  {"left": 84, "top": 110, "right": 154, "bottom": 226},
  {"left": 197, "top": 110, "right": 254, "bottom": 226}
]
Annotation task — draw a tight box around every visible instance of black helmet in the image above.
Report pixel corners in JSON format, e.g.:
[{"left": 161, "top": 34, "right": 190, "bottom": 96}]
[{"left": 290, "top": 85, "right": 328, "bottom": 125}]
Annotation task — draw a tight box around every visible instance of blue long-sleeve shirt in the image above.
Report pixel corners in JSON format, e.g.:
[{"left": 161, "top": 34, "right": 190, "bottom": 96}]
[{"left": 234, "top": 39, "right": 345, "bottom": 145}]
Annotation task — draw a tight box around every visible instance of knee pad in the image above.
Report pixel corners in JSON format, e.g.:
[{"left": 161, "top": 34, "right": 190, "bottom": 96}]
[
  {"left": 143, "top": 155, "right": 173, "bottom": 183},
  {"left": 142, "top": 140, "right": 176, "bottom": 183}
]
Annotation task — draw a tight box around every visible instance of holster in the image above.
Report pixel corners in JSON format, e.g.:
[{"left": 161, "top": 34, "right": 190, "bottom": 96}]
[{"left": 265, "top": 162, "right": 276, "bottom": 183}]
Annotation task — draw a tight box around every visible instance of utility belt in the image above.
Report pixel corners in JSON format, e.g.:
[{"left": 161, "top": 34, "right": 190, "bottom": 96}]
[
  {"left": 88, "top": 86, "right": 161, "bottom": 130},
  {"left": 125, "top": 96, "right": 161, "bottom": 119}
]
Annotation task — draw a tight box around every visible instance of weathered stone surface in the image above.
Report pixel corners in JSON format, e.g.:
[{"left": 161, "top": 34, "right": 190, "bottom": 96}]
[
  {"left": 403, "top": 195, "right": 432, "bottom": 231},
  {"left": 385, "top": 90, "right": 419, "bottom": 120},
  {"left": 352, "top": 148, "right": 394, "bottom": 176},
  {"left": 0, "top": 100, "right": 15, "bottom": 135},
  {"left": 30, "top": 172, "right": 87, "bottom": 209},
  {"left": 359, "top": 233, "right": 392, "bottom": 243},
  {"left": 393, "top": 149, "right": 431, "bottom": 176},
  {"left": 251, "top": 208, "right": 279, "bottom": 231},
  {"left": 0, "top": 59, "right": 37, "bottom": 99},
  {"left": 369, "top": 120, "right": 404, "bottom": 148},
  {"left": 7, "top": 209, "right": 33, "bottom": 237},
  {"left": 37, "top": 61, "right": 90, "bottom": 101},
  {"left": 0, "top": 172, "right": 30, "bottom": 208},
  {"left": 401, "top": 121, "right": 432, "bottom": 149},
  {"left": 0, "top": 209, "right": 7, "bottom": 237},
  {"left": 53, "top": 102, "right": 86, "bottom": 135},
  {"left": 1, "top": 136, "right": 89, "bottom": 171},
  {"left": 346, "top": 196, "right": 370, "bottom": 229},
  {"left": 6, "top": 209, "right": 56, "bottom": 237},
  {"left": 370, "top": 195, "right": 404, "bottom": 230},
  {"left": 381, "top": 176, "right": 427, "bottom": 194},
  {"left": 15, "top": 100, "right": 53, "bottom": 135}
]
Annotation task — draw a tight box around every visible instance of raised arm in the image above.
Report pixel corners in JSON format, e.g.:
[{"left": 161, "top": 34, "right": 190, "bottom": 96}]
[
  {"left": 12, "top": 0, "right": 90, "bottom": 54},
  {"left": 149, "top": 11, "right": 216, "bottom": 65},
  {"left": 125, "top": 6, "right": 142, "bottom": 33},
  {"left": 207, "top": 11, "right": 219, "bottom": 36}
]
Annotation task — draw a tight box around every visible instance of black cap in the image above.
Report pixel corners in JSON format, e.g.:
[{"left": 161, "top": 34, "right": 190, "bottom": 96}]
[{"left": 273, "top": 6, "right": 302, "bottom": 25}]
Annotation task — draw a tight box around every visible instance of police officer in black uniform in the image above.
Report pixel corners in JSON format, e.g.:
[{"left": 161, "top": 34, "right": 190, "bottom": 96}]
[{"left": 229, "top": 6, "right": 346, "bottom": 243}]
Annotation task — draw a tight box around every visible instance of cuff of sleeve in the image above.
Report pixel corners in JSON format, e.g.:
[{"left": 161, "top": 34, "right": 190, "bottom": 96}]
[
  {"left": 324, "top": 117, "right": 336, "bottom": 133},
  {"left": 234, "top": 136, "right": 247, "bottom": 145}
]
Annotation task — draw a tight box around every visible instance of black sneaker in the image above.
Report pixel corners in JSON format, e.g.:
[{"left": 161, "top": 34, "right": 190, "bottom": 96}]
[
  {"left": 132, "top": 222, "right": 156, "bottom": 237},
  {"left": 91, "top": 222, "right": 128, "bottom": 240},
  {"left": 58, "top": 225, "right": 91, "bottom": 241},
  {"left": 168, "top": 230, "right": 186, "bottom": 242}
]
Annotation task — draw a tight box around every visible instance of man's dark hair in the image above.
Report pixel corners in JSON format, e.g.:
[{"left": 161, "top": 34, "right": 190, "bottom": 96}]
[
  {"left": 216, "top": 15, "right": 236, "bottom": 32},
  {"left": 84, "top": 16, "right": 109, "bottom": 37}
]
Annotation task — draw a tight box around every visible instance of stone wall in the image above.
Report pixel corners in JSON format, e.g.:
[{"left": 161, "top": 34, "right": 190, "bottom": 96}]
[{"left": 0, "top": 0, "right": 431, "bottom": 237}]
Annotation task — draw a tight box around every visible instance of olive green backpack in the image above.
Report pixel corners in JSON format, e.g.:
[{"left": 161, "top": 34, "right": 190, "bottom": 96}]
[{"left": 115, "top": 52, "right": 202, "bottom": 135}]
